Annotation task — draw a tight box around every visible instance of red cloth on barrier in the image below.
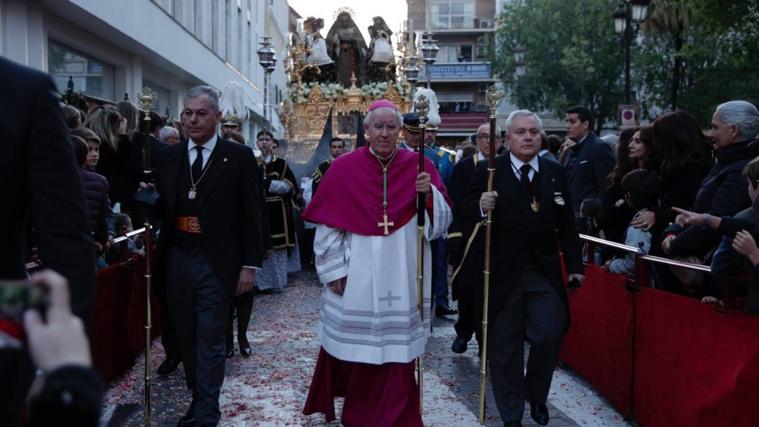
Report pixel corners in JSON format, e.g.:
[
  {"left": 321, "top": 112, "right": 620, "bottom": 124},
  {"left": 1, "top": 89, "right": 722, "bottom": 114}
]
[
  {"left": 124, "top": 257, "right": 162, "bottom": 355},
  {"left": 90, "top": 256, "right": 162, "bottom": 383},
  {"left": 90, "top": 263, "right": 134, "bottom": 382},
  {"left": 634, "top": 288, "right": 759, "bottom": 427},
  {"left": 560, "top": 265, "right": 634, "bottom": 416}
]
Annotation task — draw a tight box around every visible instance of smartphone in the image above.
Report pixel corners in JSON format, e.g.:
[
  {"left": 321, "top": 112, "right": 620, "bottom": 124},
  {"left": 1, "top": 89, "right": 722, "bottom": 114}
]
[{"left": 0, "top": 280, "right": 49, "bottom": 342}]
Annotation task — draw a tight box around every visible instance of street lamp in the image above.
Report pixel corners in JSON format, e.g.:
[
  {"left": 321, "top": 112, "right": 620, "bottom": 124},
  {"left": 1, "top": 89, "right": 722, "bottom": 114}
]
[
  {"left": 420, "top": 33, "right": 439, "bottom": 89},
  {"left": 265, "top": 55, "right": 277, "bottom": 130},
  {"left": 257, "top": 36, "right": 276, "bottom": 130},
  {"left": 613, "top": 0, "right": 650, "bottom": 104},
  {"left": 513, "top": 46, "right": 526, "bottom": 77},
  {"left": 404, "top": 56, "right": 421, "bottom": 102}
]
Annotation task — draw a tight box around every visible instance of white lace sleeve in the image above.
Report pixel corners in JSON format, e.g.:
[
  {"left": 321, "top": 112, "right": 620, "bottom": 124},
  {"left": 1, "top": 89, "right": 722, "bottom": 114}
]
[
  {"left": 314, "top": 224, "right": 351, "bottom": 284},
  {"left": 425, "top": 185, "right": 453, "bottom": 241}
]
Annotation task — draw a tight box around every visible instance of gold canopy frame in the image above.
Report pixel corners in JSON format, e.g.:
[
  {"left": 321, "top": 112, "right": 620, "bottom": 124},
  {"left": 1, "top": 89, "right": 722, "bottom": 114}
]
[
  {"left": 281, "top": 12, "right": 413, "bottom": 165},
  {"left": 281, "top": 78, "right": 412, "bottom": 164}
]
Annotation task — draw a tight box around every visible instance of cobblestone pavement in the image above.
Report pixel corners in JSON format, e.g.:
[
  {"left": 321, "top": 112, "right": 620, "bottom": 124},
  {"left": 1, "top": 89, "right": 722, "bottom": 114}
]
[{"left": 102, "top": 269, "right": 631, "bottom": 426}]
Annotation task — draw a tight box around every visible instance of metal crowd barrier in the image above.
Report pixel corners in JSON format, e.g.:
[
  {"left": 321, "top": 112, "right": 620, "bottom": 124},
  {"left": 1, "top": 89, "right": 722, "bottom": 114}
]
[{"left": 578, "top": 233, "right": 756, "bottom": 311}]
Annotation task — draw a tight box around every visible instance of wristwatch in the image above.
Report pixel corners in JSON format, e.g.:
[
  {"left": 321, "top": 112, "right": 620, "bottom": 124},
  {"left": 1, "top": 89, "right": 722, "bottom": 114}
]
[{"left": 703, "top": 213, "right": 712, "bottom": 227}]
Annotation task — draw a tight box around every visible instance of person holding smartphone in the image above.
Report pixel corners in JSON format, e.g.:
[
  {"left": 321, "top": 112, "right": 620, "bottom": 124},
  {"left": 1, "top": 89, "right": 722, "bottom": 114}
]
[{"left": 0, "top": 270, "right": 103, "bottom": 427}]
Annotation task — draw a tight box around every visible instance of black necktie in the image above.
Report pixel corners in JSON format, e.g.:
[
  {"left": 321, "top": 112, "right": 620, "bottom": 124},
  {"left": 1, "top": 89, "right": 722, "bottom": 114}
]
[
  {"left": 191, "top": 146, "right": 203, "bottom": 180},
  {"left": 520, "top": 164, "right": 531, "bottom": 188}
]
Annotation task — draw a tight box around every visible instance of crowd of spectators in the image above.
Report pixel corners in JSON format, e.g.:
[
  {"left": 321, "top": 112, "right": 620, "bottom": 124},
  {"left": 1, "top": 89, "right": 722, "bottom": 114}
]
[
  {"left": 571, "top": 101, "right": 759, "bottom": 313},
  {"left": 53, "top": 101, "right": 181, "bottom": 269},
  {"left": 443, "top": 100, "right": 759, "bottom": 315},
  {"left": 43, "top": 95, "right": 759, "bottom": 316}
]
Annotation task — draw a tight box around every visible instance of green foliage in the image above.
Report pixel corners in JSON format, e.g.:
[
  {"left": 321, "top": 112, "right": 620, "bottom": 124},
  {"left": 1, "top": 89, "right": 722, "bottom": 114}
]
[
  {"left": 492, "top": 0, "right": 624, "bottom": 131},
  {"left": 493, "top": 0, "right": 759, "bottom": 128},
  {"left": 61, "top": 89, "right": 88, "bottom": 112},
  {"left": 636, "top": 0, "right": 759, "bottom": 123}
]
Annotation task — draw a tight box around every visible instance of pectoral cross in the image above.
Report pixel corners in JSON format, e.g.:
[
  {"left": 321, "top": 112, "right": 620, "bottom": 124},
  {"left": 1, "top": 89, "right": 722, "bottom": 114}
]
[{"left": 377, "top": 213, "right": 394, "bottom": 235}]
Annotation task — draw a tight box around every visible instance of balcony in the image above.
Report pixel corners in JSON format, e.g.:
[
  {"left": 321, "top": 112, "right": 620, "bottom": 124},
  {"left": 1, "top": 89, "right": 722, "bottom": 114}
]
[
  {"left": 421, "top": 17, "right": 497, "bottom": 34},
  {"left": 436, "top": 112, "right": 489, "bottom": 136},
  {"left": 421, "top": 62, "right": 495, "bottom": 82}
]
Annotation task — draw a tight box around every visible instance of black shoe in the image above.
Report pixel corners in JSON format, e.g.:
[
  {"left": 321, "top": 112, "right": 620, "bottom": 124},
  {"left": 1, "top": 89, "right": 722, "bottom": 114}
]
[
  {"left": 504, "top": 420, "right": 522, "bottom": 427},
  {"left": 435, "top": 306, "right": 458, "bottom": 318},
  {"left": 529, "top": 400, "right": 549, "bottom": 426},
  {"left": 451, "top": 336, "right": 468, "bottom": 354},
  {"left": 226, "top": 335, "right": 234, "bottom": 358},
  {"left": 239, "top": 340, "right": 252, "bottom": 357},
  {"left": 177, "top": 400, "right": 196, "bottom": 426},
  {"left": 157, "top": 357, "right": 180, "bottom": 376}
]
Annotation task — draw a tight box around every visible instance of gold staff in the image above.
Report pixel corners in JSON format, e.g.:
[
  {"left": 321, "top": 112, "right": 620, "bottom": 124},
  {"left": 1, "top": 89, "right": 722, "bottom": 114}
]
[
  {"left": 137, "top": 87, "right": 156, "bottom": 427},
  {"left": 414, "top": 94, "right": 430, "bottom": 414},
  {"left": 479, "top": 85, "right": 504, "bottom": 424}
]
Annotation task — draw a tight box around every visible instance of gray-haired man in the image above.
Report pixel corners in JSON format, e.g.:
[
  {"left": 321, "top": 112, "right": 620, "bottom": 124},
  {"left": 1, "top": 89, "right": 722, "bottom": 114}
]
[
  {"left": 154, "top": 85, "right": 263, "bottom": 426},
  {"left": 462, "top": 110, "right": 584, "bottom": 426}
]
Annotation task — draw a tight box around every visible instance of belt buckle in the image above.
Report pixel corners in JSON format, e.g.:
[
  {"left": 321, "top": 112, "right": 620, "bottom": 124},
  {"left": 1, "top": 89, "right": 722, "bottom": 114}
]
[{"left": 187, "top": 217, "right": 201, "bottom": 233}]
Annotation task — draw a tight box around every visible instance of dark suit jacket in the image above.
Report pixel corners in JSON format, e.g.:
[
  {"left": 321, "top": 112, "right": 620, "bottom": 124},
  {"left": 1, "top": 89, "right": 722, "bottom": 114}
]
[
  {"left": 446, "top": 155, "right": 487, "bottom": 303},
  {"left": 461, "top": 155, "right": 583, "bottom": 321},
  {"left": 311, "top": 158, "right": 332, "bottom": 197},
  {"left": 565, "top": 132, "right": 614, "bottom": 212},
  {"left": 667, "top": 140, "right": 759, "bottom": 258},
  {"left": 447, "top": 155, "right": 482, "bottom": 267},
  {"left": 155, "top": 138, "right": 263, "bottom": 296},
  {"left": 0, "top": 57, "right": 95, "bottom": 320}
]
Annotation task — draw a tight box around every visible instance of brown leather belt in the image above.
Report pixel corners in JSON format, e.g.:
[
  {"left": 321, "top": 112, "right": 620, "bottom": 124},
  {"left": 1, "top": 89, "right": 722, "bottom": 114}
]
[{"left": 175, "top": 216, "right": 202, "bottom": 234}]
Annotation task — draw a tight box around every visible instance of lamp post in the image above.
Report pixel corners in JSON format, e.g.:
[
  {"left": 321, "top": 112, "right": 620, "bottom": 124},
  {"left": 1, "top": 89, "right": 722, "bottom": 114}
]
[
  {"left": 257, "top": 36, "right": 276, "bottom": 131},
  {"left": 404, "top": 55, "right": 421, "bottom": 103},
  {"left": 613, "top": 0, "right": 650, "bottom": 104},
  {"left": 420, "top": 33, "right": 439, "bottom": 89},
  {"left": 265, "top": 56, "right": 277, "bottom": 130},
  {"left": 513, "top": 46, "right": 526, "bottom": 78}
]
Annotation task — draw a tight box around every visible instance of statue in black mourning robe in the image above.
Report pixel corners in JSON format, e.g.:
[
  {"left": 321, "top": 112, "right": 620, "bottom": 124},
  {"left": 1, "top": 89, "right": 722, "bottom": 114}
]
[{"left": 326, "top": 11, "right": 368, "bottom": 87}]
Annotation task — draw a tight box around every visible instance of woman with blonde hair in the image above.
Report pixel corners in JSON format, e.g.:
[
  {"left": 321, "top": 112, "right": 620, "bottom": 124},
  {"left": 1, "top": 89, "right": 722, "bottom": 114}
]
[{"left": 84, "top": 105, "right": 123, "bottom": 189}]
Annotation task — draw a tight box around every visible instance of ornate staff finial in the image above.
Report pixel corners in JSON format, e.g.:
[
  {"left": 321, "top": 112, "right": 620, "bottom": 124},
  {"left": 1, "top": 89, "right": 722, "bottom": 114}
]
[
  {"left": 414, "top": 94, "right": 430, "bottom": 125},
  {"left": 485, "top": 85, "right": 504, "bottom": 115},
  {"left": 138, "top": 86, "right": 157, "bottom": 112}
]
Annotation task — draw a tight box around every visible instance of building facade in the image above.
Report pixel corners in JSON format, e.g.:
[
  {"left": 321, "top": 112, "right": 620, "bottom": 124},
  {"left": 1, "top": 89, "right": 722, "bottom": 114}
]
[
  {"left": 406, "top": 0, "right": 497, "bottom": 146},
  {"left": 0, "top": 0, "right": 288, "bottom": 141}
]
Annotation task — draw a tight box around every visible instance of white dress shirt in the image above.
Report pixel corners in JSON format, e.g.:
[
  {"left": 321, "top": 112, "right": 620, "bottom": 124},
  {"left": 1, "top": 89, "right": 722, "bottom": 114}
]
[
  {"left": 509, "top": 152, "right": 540, "bottom": 182},
  {"left": 188, "top": 135, "right": 218, "bottom": 169}
]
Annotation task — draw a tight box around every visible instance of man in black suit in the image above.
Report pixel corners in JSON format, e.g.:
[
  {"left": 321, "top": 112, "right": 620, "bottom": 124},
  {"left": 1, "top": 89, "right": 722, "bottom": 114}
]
[
  {"left": 463, "top": 110, "right": 584, "bottom": 426},
  {"left": 448, "top": 123, "right": 501, "bottom": 354},
  {"left": 562, "top": 105, "right": 614, "bottom": 214},
  {"left": 0, "top": 57, "right": 95, "bottom": 427},
  {"left": 155, "top": 85, "right": 263, "bottom": 426},
  {"left": 0, "top": 57, "right": 95, "bottom": 324}
]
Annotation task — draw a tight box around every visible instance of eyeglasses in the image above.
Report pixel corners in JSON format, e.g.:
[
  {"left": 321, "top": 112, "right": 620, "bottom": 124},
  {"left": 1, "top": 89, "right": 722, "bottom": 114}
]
[{"left": 476, "top": 134, "right": 490, "bottom": 140}]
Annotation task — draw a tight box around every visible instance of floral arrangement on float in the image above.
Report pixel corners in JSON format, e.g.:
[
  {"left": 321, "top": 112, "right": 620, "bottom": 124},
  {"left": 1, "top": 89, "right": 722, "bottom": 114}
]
[
  {"left": 288, "top": 82, "right": 347, "bottom": 103},
  {"left": 287, "top": 81, "right": 408, "bottom": 103}
]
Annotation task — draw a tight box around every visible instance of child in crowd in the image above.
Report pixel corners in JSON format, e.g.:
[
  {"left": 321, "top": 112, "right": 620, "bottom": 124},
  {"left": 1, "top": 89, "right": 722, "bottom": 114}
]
[
  {"left": 71, "top": 134, "right": 112, "bottom": 269},
  {"left": 70, "top": 127, "right": 102, "bottom": 171},
  {"left": 604, "top": 169, "right": 660, "bottom": 276},
  {"left": 106, "top": 213, "right": 144, "bottom": 264}
]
